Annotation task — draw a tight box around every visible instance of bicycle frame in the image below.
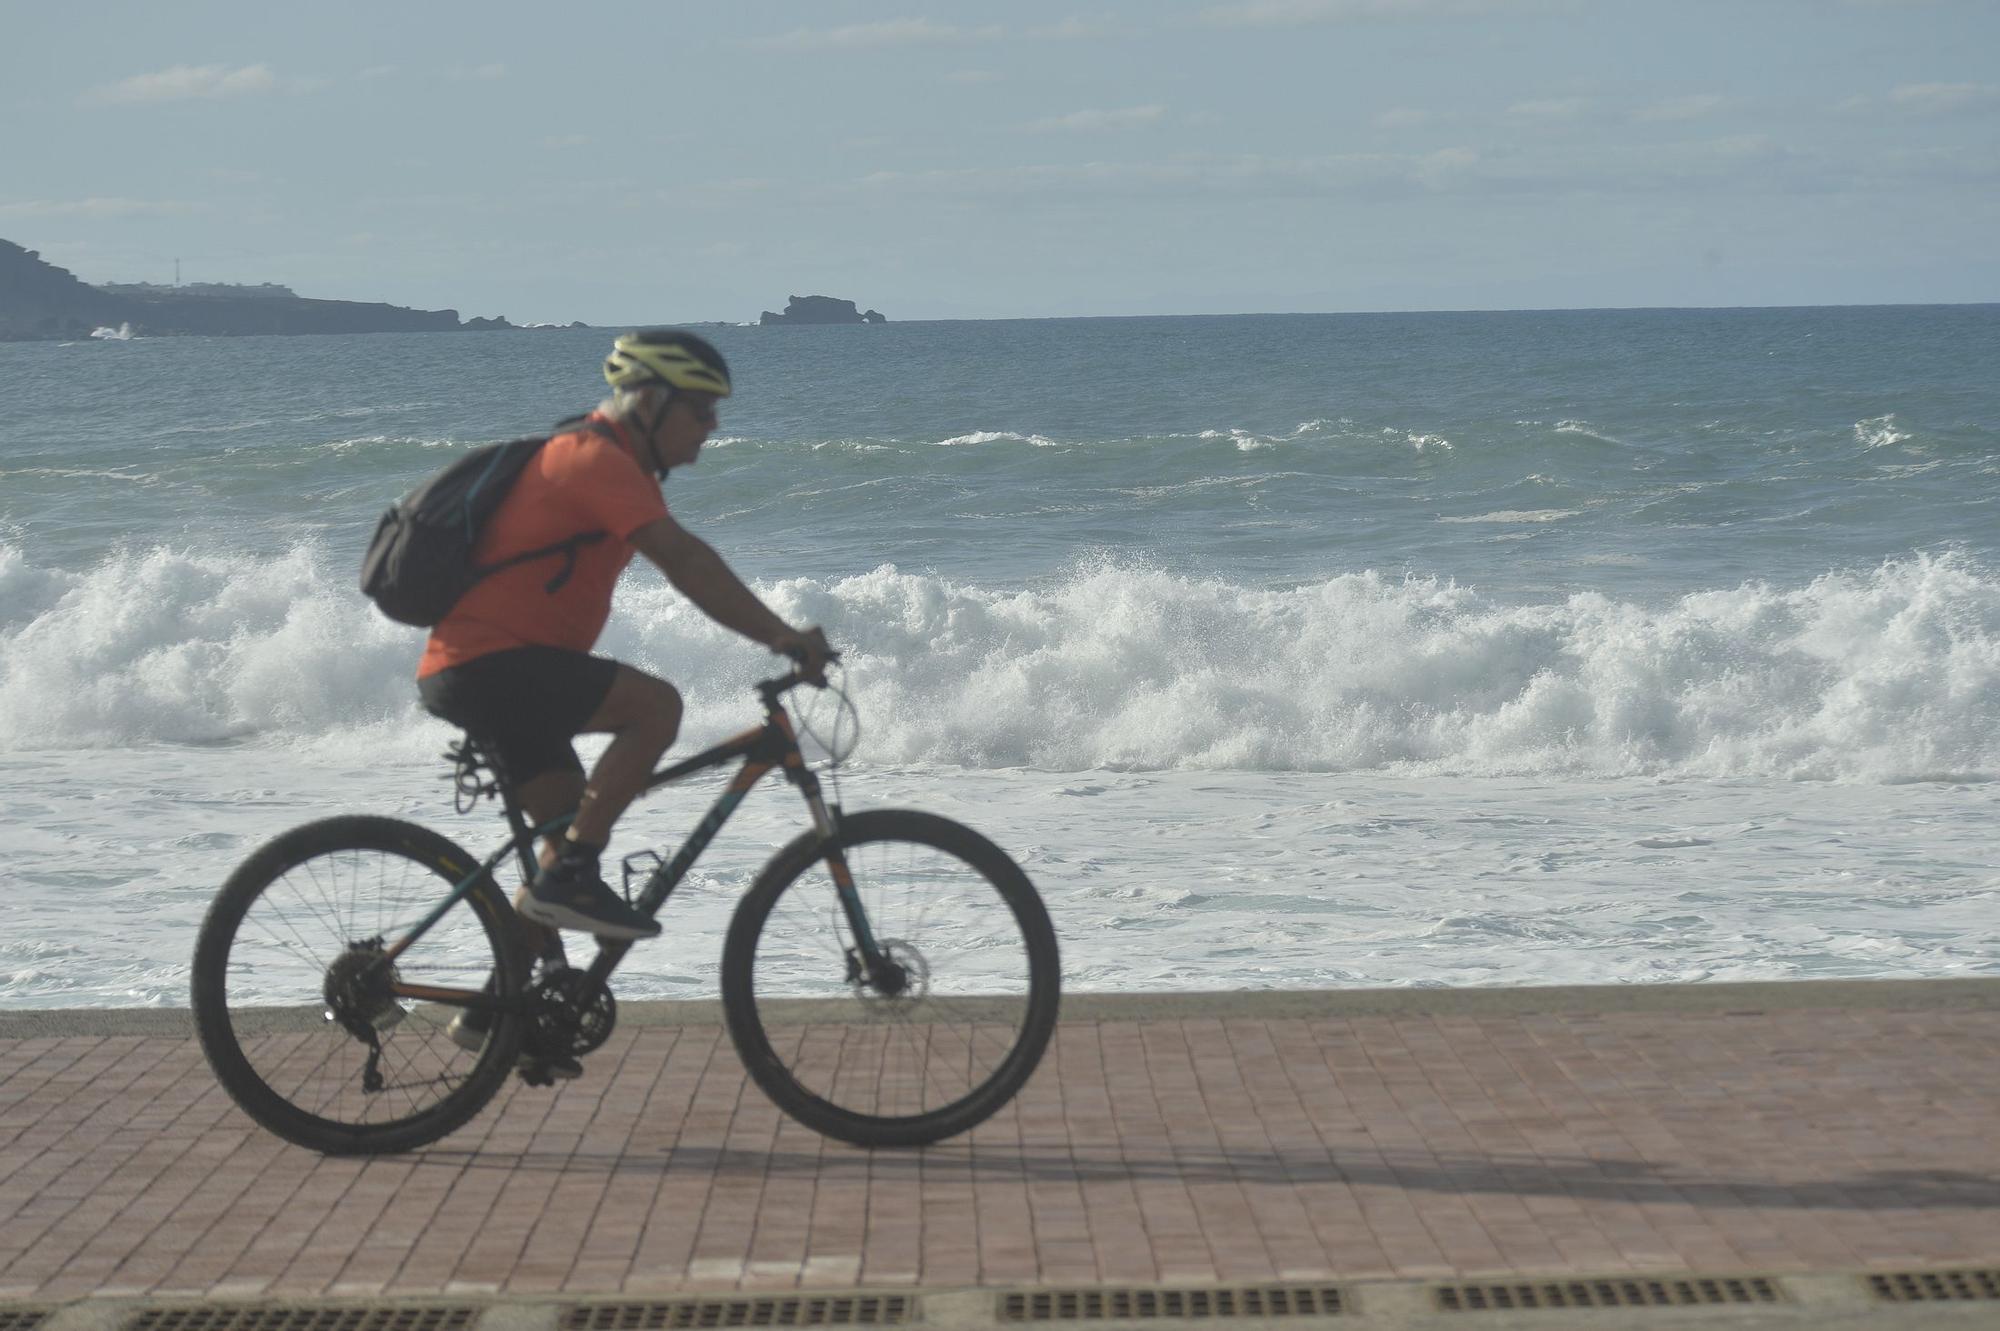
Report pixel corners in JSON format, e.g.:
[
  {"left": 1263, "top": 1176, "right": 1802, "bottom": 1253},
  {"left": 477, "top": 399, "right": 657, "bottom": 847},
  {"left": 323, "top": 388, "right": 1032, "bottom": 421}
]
[{"left": 380, "top": 673, "right": 884, "bottom": 1011}]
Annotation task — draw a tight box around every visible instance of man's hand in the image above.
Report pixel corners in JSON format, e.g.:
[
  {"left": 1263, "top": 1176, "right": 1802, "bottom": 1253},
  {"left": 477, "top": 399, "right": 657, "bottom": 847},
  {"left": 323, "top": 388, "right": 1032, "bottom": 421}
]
[{"left": 771, "top": 626, "right": 835, "bottom": 684}]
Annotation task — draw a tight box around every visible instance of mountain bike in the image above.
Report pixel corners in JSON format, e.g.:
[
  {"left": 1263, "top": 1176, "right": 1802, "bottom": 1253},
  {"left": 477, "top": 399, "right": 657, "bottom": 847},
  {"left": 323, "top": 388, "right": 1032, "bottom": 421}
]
[{"left": 190, "top": 665, "right": 1061, "bottom": 1154}]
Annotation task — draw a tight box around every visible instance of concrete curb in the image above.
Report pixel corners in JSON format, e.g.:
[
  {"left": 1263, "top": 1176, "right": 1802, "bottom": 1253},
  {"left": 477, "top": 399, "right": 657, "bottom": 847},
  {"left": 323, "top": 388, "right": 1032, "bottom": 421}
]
[{"left": 4, "top": 977, "right": 1998, "bottom": 1038}]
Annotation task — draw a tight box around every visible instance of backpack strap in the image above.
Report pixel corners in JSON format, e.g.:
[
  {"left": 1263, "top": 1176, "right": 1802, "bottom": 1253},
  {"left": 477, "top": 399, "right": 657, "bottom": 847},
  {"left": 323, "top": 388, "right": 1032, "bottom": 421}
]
[
  {"left": 471, "top": 530, "right": 608, "bottom": 591},
  {"left": 468, "top": 415, "right": 628, "bottom": 592}
]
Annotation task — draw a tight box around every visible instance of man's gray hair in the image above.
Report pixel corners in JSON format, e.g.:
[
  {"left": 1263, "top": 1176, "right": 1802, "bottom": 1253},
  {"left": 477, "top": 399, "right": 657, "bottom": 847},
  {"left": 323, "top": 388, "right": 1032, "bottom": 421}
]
[{"left": 599, "top": 384, "right": 669, "bottom": 422}]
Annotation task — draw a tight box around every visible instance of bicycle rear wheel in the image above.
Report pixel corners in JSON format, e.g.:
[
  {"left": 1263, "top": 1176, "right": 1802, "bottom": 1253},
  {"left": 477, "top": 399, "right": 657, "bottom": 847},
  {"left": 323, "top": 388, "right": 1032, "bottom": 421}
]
[
  {"left": 721, "top": 809, "right": 1060, "bottom": 1147},
  {"left": 191, "top": 815, "right": 527, "bottom": 1154}
]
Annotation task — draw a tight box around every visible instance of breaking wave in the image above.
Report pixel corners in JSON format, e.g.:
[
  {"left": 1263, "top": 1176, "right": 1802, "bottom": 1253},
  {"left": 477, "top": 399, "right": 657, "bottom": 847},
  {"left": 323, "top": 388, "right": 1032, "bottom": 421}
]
[{"left": 4, "top": 541, "right": 1995, "bottom": 783}]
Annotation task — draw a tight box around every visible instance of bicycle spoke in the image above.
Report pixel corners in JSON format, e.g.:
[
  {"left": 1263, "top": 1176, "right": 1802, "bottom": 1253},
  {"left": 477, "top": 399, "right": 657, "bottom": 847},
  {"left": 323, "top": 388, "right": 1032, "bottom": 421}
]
[
  {"left": 197, "top": 817, "right": 523, "bottom": 1153},
  {"left": 727, "top": 812, "right": 1056, "bottom": 1143}
]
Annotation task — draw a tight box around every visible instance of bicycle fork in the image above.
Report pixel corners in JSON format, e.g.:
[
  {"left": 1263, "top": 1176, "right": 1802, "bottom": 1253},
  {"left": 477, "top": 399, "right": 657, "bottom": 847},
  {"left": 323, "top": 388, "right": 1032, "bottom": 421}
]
[{"left": 795, "top": 775, "right": 901, "bottom": 995}]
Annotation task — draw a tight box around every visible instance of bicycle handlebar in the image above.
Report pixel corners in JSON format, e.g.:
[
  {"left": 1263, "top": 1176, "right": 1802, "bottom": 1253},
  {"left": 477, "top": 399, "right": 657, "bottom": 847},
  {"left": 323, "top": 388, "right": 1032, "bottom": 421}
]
[{"left": 757, "top": 648, "right": 842, "bottom": 699}]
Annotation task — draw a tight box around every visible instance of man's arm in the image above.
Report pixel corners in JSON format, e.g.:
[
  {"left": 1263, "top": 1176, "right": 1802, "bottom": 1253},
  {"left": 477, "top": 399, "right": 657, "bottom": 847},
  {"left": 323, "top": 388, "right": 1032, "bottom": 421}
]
[{"left": 628, "top": 515, "right": 829, "bottom": 666}]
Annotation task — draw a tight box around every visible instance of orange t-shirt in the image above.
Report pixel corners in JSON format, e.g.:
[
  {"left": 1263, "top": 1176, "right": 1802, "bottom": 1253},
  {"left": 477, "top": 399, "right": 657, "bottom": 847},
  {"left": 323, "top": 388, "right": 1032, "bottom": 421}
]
[{"left": 416, "top": 414, "right": 668, "bottom": 677}]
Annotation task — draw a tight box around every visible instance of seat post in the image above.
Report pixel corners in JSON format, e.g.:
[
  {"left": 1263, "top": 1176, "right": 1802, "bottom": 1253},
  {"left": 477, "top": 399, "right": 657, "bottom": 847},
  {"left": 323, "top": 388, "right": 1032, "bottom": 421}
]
[{"left": 464, "top": 735, "right": 541, "bottom": 884}]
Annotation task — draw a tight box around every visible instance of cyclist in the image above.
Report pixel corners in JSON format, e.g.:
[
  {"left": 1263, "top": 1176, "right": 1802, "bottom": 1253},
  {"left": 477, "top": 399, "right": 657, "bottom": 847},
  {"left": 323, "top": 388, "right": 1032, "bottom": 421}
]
[{"left": 417, "top": 328, "right": 831, "bottom": 976}]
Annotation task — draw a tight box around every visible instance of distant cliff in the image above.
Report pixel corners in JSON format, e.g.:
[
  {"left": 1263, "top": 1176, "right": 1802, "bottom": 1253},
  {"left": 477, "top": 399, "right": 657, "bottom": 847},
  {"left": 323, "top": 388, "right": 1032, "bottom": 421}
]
[
  {"left": 0, "top": 241, "right": 128, "bottom": 339},
  {"left": 0, "top": 239, "right": 520, "bottom": 340},
  {"left": 759, "top": 295, "right": 886, "bottom": 326}
]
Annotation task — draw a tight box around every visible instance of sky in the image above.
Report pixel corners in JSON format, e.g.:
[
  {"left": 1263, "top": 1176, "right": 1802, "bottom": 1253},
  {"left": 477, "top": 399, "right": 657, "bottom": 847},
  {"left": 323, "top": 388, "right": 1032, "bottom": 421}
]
[{"left": 3, "top": 0, "right": 1997, "bottom": 324}]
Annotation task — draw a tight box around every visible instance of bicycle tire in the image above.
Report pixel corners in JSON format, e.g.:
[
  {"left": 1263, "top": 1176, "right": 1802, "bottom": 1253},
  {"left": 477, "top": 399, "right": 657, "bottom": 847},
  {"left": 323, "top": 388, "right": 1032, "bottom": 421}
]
[
  {"left": 721, "top": 809, "right": 1060, "bottom": 1147},
  {"left": 191, "top": 815, "right": 527, "bottom": 1154}
]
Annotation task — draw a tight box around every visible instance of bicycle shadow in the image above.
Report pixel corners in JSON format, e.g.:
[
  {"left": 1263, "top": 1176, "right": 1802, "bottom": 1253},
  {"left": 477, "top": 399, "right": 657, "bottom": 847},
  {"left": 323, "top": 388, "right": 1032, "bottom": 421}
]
[{"left": 411, "top": 1143, "right": 2000, "bottom": 1213}]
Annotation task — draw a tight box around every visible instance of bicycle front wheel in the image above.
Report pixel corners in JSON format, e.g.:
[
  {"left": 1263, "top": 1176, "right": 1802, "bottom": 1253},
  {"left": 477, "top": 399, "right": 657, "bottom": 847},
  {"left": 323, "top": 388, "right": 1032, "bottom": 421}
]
[
  {"left": 721, "top": 809, "right": 1060, "bottom": 1147},
  {"left": 191, "top": 815, "right": 527, "bottom": 1154}
]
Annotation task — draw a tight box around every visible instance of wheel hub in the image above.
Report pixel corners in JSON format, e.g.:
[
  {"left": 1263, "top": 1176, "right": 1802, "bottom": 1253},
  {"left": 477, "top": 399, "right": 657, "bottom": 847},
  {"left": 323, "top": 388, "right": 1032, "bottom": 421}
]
[
  {"left": 322, "top": 942, "right": 399, "bottom": 1033},
  {"left": 861, "top": 939, "right": 931, "bottom": 1004}
]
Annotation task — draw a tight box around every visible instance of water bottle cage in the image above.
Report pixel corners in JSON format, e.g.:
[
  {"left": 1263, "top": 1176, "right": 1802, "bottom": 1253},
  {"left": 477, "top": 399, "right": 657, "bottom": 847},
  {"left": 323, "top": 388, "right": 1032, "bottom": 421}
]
[{"left": 621, "top": 850, "right": 666, "bottom": 910}]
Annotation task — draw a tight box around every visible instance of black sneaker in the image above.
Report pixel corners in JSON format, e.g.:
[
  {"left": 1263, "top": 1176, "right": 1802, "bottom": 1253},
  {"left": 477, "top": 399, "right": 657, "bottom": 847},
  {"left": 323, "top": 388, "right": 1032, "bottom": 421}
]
[
  {"left": 446, "top": 1009, "right": 490, "bottom": 1053},
  {"left": 521, "top": 852, "right": 662, "bottom": 940},
  {"left": 517, "top": 1053, "right": 583, "bottom": 1086},
  {"left": 446, "top": 1010, "right": 582, "bottom": 1081}
]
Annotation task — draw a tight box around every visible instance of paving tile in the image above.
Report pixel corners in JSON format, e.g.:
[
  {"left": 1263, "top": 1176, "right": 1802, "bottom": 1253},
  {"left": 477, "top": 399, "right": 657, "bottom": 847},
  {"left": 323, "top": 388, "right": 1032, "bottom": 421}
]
[{"left": 1, "top": 996, "right": 1997, "bottom": 1298}]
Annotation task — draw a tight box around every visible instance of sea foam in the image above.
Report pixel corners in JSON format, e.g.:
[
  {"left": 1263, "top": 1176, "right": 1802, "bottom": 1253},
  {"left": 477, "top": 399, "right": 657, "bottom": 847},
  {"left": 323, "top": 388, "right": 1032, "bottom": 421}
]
[{"left": 3, "top": 541, "right": 1994, "bottom": 783}]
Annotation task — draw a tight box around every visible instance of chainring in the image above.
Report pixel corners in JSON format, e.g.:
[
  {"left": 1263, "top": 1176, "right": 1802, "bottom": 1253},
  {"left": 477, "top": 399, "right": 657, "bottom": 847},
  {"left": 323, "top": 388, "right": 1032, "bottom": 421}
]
[{"left": 527, "top": 965, "right": 617, "bottom": 1057}]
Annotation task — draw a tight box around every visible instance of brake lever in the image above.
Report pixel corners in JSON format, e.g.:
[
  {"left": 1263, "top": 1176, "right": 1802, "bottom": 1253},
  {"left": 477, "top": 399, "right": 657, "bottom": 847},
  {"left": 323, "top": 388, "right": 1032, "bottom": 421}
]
[{"left": 783, "top": 647, "right": 842, "bottom": 689}]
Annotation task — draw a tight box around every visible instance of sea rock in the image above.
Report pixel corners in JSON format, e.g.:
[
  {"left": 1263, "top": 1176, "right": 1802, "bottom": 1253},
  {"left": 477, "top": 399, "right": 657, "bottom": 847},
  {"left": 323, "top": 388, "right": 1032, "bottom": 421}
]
[{"left": 759, "top": 295, "right": 887, "bottom": 326}]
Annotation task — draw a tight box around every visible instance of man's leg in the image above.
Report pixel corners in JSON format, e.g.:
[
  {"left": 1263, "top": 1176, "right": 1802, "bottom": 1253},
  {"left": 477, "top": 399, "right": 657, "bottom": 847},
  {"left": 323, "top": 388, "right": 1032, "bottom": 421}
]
[
  {"left": 518, "top": 664, "right": 681, "bottom": 940},
  {"left": 565, "top": 664, "right": 684, "bottom": 850},
  {"left": 447, "top": 768, "right": 583, "bottom": 1060},
  {"left": 511, "top": 768, "right": 587, "bottom": 959}
]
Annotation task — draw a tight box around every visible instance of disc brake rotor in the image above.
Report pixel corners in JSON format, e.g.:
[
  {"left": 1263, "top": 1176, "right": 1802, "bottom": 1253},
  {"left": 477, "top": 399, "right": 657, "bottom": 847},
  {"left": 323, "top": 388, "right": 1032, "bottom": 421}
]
[{"left": 860, "top": 938, "right": 931, "bottom": 1004}]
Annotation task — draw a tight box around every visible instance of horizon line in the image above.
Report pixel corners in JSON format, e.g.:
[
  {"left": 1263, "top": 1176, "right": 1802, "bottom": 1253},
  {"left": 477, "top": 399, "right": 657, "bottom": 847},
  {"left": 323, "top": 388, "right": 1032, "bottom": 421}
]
[{"left": 588, "top": 299, "right": 2000, "bottom": 327}]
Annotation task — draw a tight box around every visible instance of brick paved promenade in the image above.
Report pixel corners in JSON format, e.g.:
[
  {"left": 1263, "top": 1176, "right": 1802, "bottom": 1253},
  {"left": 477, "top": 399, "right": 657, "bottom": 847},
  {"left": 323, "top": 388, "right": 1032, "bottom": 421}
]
[{"left": 2, "top": 981, "right": 1997, "bottom": 1318}]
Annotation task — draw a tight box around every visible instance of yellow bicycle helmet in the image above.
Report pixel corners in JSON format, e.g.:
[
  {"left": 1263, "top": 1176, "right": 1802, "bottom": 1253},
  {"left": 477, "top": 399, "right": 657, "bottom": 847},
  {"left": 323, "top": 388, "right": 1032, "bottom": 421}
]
[{"left": 603, "top": 328, "right": 733, "bottom": 396}]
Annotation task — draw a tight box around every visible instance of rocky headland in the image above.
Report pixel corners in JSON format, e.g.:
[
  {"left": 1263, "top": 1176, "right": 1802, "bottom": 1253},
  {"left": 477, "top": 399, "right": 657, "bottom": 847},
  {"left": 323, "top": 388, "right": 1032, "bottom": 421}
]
[
  {"left": 759, "top": 295, "right": 886, "bottom": 326},
  {"left": 0, "top": 239, "right": 547, "bottom": 341}
]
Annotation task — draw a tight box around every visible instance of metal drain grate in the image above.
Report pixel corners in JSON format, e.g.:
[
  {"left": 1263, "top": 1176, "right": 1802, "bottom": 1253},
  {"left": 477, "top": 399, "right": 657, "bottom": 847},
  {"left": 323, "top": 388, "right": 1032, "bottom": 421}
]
[
  {"left": 1435, "top": 1276, "right": 1782, "bottom": 1313},
  {"left": 562, "top": 1295, "right": 917, "bottom": 1330},
  {"left": 999, "top": 1286, "right": 1346, "bottom": 1320},
  {"left": 1868, "top": 1269, "right": 2000, "bottom": 1303},
  {"left": 133, "top": 1310, "right": 478, "bottom": 1331},
  {"left": 0, "top": 1310, "right": 48, "bottom": 1331}
]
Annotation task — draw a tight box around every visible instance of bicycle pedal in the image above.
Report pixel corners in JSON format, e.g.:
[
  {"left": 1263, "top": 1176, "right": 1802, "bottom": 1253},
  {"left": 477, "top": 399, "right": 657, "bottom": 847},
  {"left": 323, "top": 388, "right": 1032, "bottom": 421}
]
[{"left": 516, "top": 1063, "right": 556, "bottom": 1088}]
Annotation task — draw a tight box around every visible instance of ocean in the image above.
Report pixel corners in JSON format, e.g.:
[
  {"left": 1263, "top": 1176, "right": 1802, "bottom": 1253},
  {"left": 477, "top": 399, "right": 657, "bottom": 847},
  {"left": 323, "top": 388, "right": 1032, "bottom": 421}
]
[{"left": 2, "top": 306, "right": 1996, "bottom": 1007}]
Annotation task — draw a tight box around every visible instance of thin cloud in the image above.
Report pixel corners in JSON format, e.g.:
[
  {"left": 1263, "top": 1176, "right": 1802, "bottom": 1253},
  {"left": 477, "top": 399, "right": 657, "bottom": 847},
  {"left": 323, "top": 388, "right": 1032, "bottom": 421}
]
[
  {"left": 0, "top": 197, "right": 202, "bottom": 219},
  {"left": 1028, "top": 105, "right": 1168, "bottom": 132},
  {"left": 1507, "top": 97, "right": 1589, "bottom": 118},
  {"left": 1198, "top": 0, "right": 1556, "bottom": 27},
  {"left": 1029, "top": 15, "right": 1124, "bottom": 39},
  {"left": 1404, "top": 147, "right": 1482, "bottom": 190},
  {"left": 1888, "top": 82, "right": 2000, "bottom": 114},
  {"left": 669, "top": 178, "right": 780, "bottom": 209},
  {"left": 848, "top": 133, "right": 1923, "bottom": 204},
  {"left": 1376, "top": 107, "right": 1444, "bottom": 129},
  {"left": 1836, "top": 82, "right": 2000, "bottom": 116},
  {"left": 752, "top": 20, "right": 1005, "bottom": 52},
  {"left": 1634, "top": 93, "right": 1729, "bottom": 122},
  {"left": 84, "top": 64, "right": 278, "bottom": 106}
]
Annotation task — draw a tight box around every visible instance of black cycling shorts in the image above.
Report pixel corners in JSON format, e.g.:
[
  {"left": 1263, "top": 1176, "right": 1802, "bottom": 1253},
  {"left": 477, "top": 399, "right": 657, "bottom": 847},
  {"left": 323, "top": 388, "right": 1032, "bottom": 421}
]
[{"left": 417, "top": 647, "right": 619, "bottom": 785}]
